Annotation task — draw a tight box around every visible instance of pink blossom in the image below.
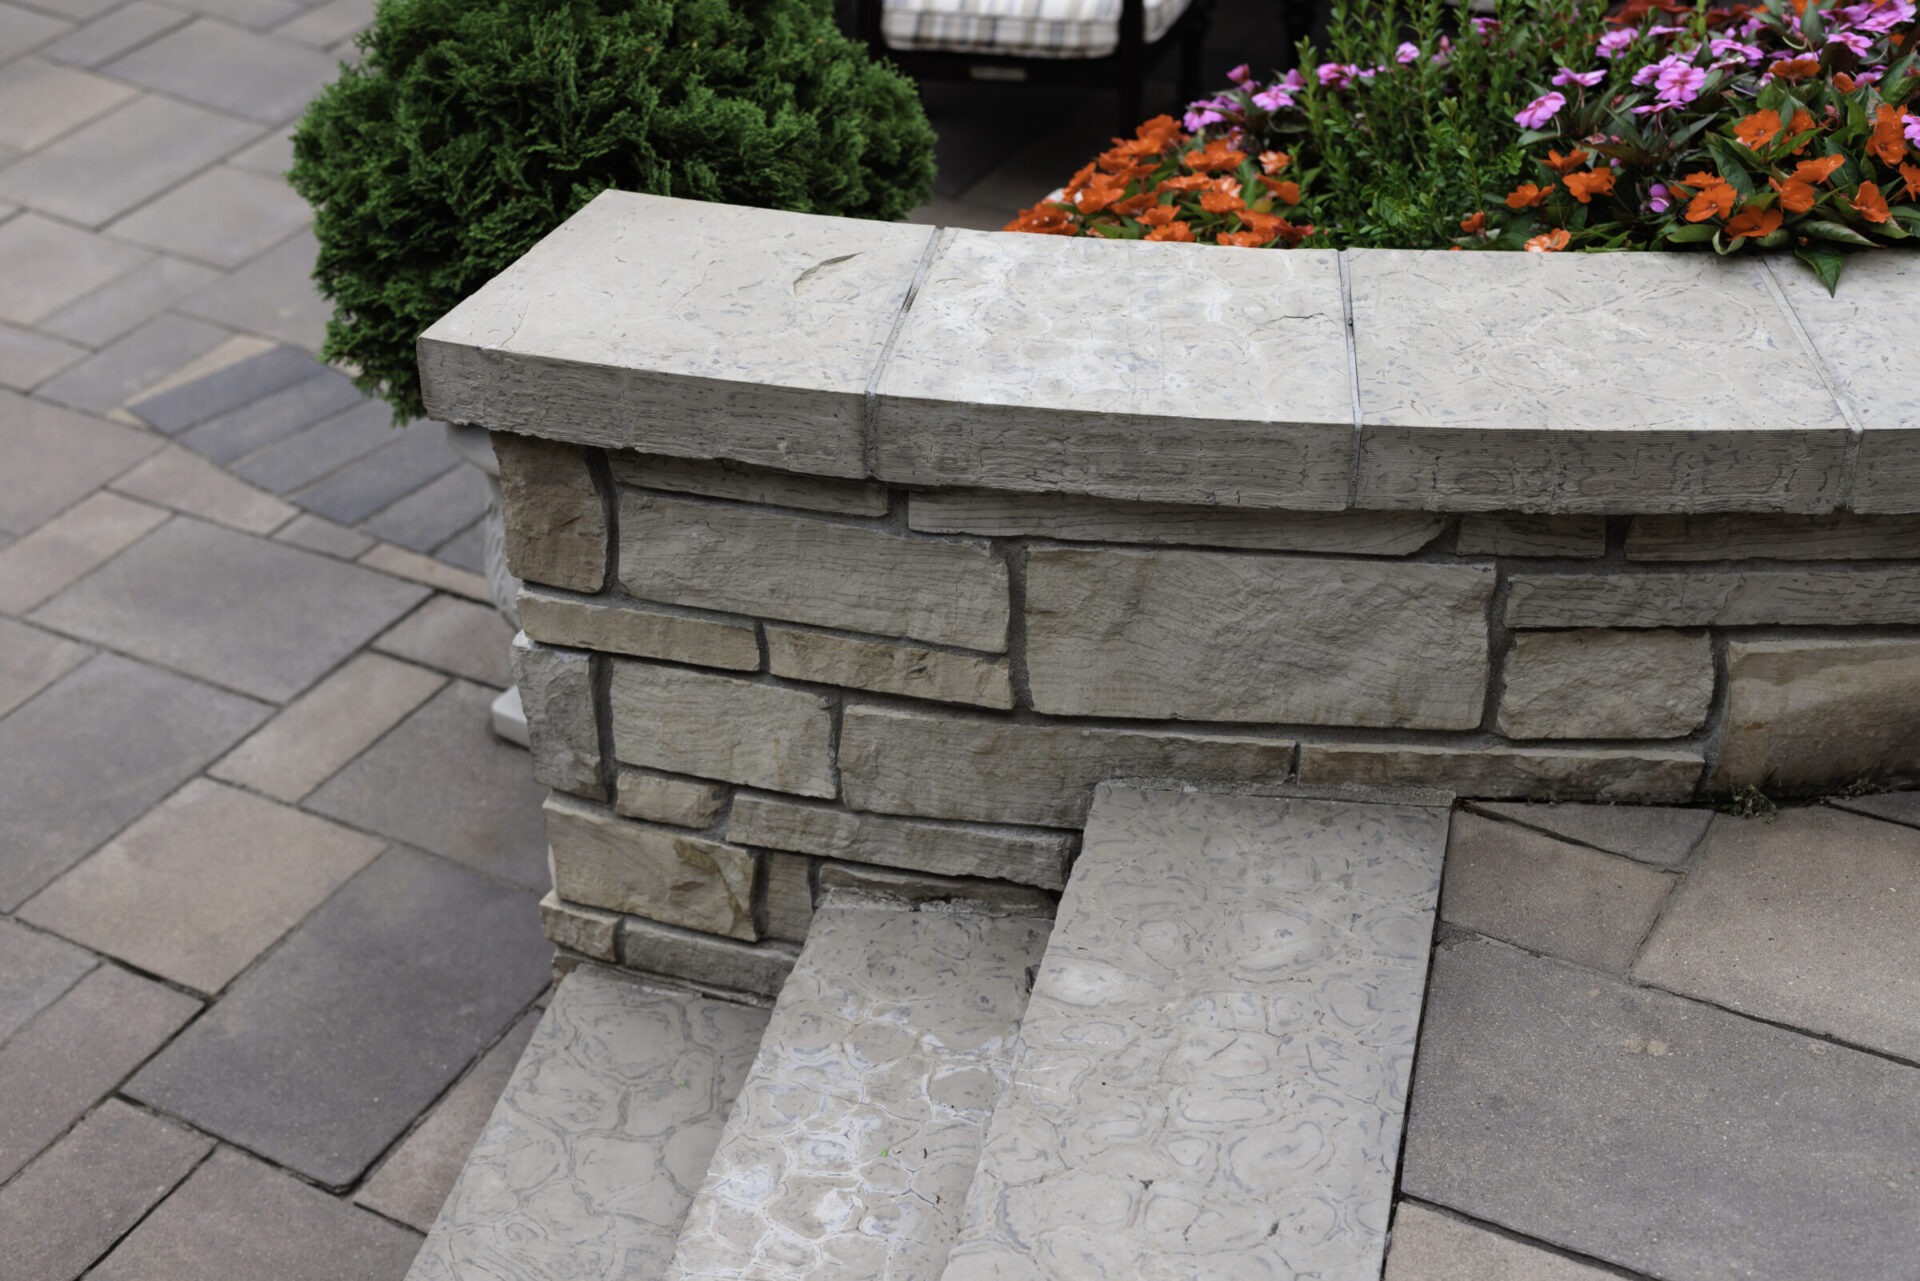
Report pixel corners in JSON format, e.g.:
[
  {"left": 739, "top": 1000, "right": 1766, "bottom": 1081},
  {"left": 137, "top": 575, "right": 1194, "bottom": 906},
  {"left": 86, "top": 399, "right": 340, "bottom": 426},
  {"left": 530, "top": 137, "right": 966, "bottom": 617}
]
[
  {"left": 1655, "top": 62, "right": 1708, "bottom": 104},
  {"left": 1596, "top": 28, "right": 1637, "bottom": 58},
  {"left": 1227, "top": 62, "right": 1252, "bottom": 84},
  {"left": 1280, "top": 68, "right": 1306, "bottom": 92},
  {"left": 1471, "top": 16, "right": 1498, "bottom": 35},
  {"left": 1553, "top": 66, "right": 1606, "bottom": 87},
  {"left": 1648, "top": 182, "right": 1672, "bottom": 214},
  {"left": 1828, "top": 30, "right": 1874, "bottom": 55},
  {"left": 1630, "top": 100, "right": 1680, "bottom": 115},
  {"left": 1183, "top": 107, "right": 1225, "bottom": 131},
  {"left": 1396, "top": 41, "right": 1421, "bottom": 63},
  {"left": 1514, "top": 90, "right": 1567, "bottom": 129},
  {"left": 1251, "top": 86, "right": 1294, "bottom": 111},
  {"left": 1709, "top": 37, "right": 1764, "bottom": 63},
  {"left": 1839, "top": 0, "right": 1915, "bottom": 31},
  {"left": 1316, "top": 62, "right": 1360, "bottom": 87},
  {"left": 1906, "top": 115, "right": 1920, "bottom": 147}
]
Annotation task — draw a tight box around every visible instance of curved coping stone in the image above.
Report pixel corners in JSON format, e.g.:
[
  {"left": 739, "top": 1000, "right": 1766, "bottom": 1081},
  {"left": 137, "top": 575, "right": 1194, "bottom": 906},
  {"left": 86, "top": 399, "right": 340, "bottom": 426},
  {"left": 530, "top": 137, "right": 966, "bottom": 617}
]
[{"left": 420, "top": 191, "right": 1914, "bottom": 515}]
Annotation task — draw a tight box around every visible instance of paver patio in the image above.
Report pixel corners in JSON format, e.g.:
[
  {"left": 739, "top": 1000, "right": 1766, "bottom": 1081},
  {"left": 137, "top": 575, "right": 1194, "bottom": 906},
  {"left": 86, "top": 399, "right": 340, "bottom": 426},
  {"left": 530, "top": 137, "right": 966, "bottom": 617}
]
[{"left": 2, "top": 0, "right": 1919, "bottom": 1277}]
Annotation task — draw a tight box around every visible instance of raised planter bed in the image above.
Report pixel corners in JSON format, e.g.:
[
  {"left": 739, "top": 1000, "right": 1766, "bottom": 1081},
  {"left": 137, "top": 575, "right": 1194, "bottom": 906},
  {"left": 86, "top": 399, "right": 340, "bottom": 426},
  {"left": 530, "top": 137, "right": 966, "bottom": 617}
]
[{"left": 422, "top": 190, "right": 1920, "bottom": 992}]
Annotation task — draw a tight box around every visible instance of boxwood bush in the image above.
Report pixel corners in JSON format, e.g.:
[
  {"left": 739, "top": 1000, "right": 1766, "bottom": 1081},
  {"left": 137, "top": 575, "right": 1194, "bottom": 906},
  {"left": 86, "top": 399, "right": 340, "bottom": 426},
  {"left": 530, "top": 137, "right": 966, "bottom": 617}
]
[{"left": 290, "top": 0, "right": 936, "bottom": 421}]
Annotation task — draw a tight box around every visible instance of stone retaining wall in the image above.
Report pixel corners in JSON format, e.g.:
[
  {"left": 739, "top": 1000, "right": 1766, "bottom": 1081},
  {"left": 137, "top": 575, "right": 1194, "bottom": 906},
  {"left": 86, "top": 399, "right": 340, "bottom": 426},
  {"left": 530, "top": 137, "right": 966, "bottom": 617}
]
[{"left": 421, "top": 191, "right": 1920, "bottom": 994}]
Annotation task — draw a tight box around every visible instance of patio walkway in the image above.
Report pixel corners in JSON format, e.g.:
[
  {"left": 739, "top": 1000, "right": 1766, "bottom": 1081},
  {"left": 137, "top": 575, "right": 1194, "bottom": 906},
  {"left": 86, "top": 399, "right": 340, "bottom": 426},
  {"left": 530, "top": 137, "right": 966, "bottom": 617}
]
[{"left": 4, "top": 2, "right": 1920, "bottom": 1279}]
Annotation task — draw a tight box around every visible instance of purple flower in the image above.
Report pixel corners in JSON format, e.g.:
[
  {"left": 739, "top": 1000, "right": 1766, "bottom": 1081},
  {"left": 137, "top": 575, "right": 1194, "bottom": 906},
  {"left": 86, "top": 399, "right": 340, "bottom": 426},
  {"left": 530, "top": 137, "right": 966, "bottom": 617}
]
[
  {"left": 1906, "top": 115, "right": 1920, "bottom": 147},
  {"left": 1471, "top": 16, "right": 1498, "bottom": 35},
  {"left": 1829, "top": 30, "right": 1874, "bottom": 55},
  {"left": 1280, "top": 68, "right": 1306, "bottom": 92},
  {"left": 1655, "top": 62, "right": 1708, "bottom": 104},
  {"left": 1251, "top": 86, "right": 1294, "bottom": 111},
  {"left": 1183, "top": 107, "right": 1224, "bottom": 131},
  {"left": 1396, "top": 41, "right": 1421, "bottom": 63},
  {"left": 1316, "top": 62, "right": 1360, "bottom": 87},
  {"left": 1709, "top": 37, "right": 1764, "bottom": 63},
  {"left": 1227, "top": 62, "right": 1252, "bottom": 84},
  {"left": 1630, "top": 100, "right": 1680, "bottom": 115},
  {"left": 1648, "top": 182, "right": 1671, "bottom": 214},
  {"left": 1514, "top": 90, "right": 1567, "bottom": 129},
  {"left": 1553, "top": 66, "right": 1607, "bottom": 87},
  {"left": 1839, "top": 0, "right": 1915, "bottom": 31},
  {"left": 1596, "top": 28, "right": 1637, "bottom": 58}
]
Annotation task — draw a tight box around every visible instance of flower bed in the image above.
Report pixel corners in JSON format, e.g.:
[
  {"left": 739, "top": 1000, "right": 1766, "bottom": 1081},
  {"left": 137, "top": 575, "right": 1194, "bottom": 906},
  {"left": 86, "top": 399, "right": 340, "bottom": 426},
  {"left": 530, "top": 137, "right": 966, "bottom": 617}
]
[{"left": 1010, "top": 0, "right": 1918, "bottom": 286}]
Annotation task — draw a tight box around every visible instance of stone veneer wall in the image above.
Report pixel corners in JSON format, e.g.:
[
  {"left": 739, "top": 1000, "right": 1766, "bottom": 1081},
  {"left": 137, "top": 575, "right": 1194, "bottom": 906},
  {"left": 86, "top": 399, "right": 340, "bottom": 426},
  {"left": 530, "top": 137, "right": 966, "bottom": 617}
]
[{"left": 420, "top": 191, "right": 1920, "bottom": 996}]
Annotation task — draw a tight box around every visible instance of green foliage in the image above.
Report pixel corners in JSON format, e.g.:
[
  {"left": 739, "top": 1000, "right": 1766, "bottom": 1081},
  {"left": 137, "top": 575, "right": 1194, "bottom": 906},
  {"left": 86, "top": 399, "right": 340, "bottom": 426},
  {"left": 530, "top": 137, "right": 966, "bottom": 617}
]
[{"left": 289, "top": 0, "right": 936, "bottom": 420}]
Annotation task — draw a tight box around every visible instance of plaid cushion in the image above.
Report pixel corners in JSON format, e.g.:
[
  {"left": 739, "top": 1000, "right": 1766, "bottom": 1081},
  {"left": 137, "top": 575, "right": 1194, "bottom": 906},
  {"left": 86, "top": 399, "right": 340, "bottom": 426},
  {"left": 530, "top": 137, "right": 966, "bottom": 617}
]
[{"left": 881, "top": 0, "right": 1192, "bottom": 59}]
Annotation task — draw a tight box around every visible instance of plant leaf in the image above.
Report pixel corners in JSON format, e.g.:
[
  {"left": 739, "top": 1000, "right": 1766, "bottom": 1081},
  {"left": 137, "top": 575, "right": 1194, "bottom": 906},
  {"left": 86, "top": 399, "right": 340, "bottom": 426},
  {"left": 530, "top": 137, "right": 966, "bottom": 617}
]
[
  {"left": 1794, "top": 243, "right": 1845, "bottom": 294},
  {"left": 1800, "top": 218, "right": 1876, "bottom": 246}
]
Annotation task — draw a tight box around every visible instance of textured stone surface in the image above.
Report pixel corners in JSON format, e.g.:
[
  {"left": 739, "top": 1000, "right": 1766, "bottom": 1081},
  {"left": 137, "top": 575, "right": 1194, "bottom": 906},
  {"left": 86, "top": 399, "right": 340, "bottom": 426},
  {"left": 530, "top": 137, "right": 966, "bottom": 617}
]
[
  {"left": 513, "top": 633, "right": 604, "bottom": 799},
  {"left": 375, "top": 594, "right": 515, "bottom": 688},
  {"left": 494, "top": 433, "right": 608, "bottom": 592},
  {"left": 175, "top": 226, "right": 331, "bottom": 350},
  {"left": 0, "top": 917, "right": 94, "bottom": 1044},
  {"left": 19, "top": 778, "right": 384, "bottom": 993},
  {"left": 767, "top": 626, "right": 1012, "bottom": 710},
  {"left": 1402, "top": 934, "right": 1920, "bottom": 1281},
  {"left": 1440, "top": 811, "right": 1674, "bottom": 973},
  {"left": 89, "top": 1147, "right": 422, "bottom": 1281},
  {"left": 38, "top": 254, "right": 219, "bottom": 347},
  {"left": 361, "top": 540, "right": 494, "bottom": 602},
  {"left": 1625, "top": 511, "right": 1920, "bottom": 560},
  {"left": 127, "top": 342, "right": 319, "bottom": 433},
  {"left": 39, "top": 2, "right": 190, "bottom": 68},
  {"left": 1455, "top": 513, "right": 1605, "bottom": 558},
  {"left": 0, "top": 214, "right": 148, "bottom": 325},
  {"left": 840, "top": 706, "right": 1295, "bottom": 826},
  {"left": 877, "top": 234, "right": 1353, "bottom": 508},
  {"left": 763, "top": 852, "right": 813, "bottom": 942},
  {"left": 0, "top": 97, "right": 258, "bottom": 226},
  {"left": 621, "top": 917, "right": 799, "bottom": 998},
  {"left": 1383, "top": 1203, "right": 1621, "bottom": 1281},
  {"left": 39, "top": 313, "right": 230, "bottom": 415},
  {"left": 730, "top": 794, "right": 1073, "bottom": 890},
  {"left": 420, "top": 192, "right": 935, "bottom": 474},
  {"left": 106, "top": 165, "right": 311, "bottom": 269},
  {"left": 910, "top": 489, "right": 1448, "bottom": 554},
  {"left": 1467, "top": 800, "right": 1712, "bottom": 868},
  {"left": 519, "top": 587, "right": 761, "bottom": 670},
  {"left": 612, "top": 452, "right": 889, "bottom": 516},
  {"left": 1711, "top": 638, "right": 1920, "bottom": 791},
  {"left": 1834, "top": 790, "right": 1920, "bottom": 831},
  {"left": 1027, "top": 548, "right": 1492, "bottom": 727},
  {"left": 0, "top": 389, "right": 158, "bottom": 536},
  {"left": 1505, "top": 567, "right": 1920, "bottom": 628},
  {"left": 0, "top": 617, "right": 89, "bottom": 718},
  {"left": 541, "top": 892, "right": 622, "bottom": 961},
  {"left": 0, "top": 1099, "right": 212, "bottom": 1281},
  {"left": 405, "top": 967, "right": 768, "bottom": 1281},
  {"left": 356, "top": 1010, "right": 542, "bottom": 1233},
  {"left": 1299, "top": 742, "right": 1703, "bottom": 801},
  {"left": 0, "top": 490, "right": 169, "bottom": 615},
  {"left": 546, "top": 795, "right": 759, "bottom": 940},
  {"left": 946, "top": 786, "right": 1446, "bottom": 1281},
  {"left": 104, "top": 18, "right": 335, "bottom": 122},
  {"left": 1636, "top": 808, "right": 1920, "bottom": 1062},
  {"left": 817, "top": 863, "right": 1054, "bottom": 914},
  {"left": 609, "top": 661, "right": 836, "bottom": 799},
  {"left": 1349, "top": 252, "right": 1849, "bottom": 512},
  {"left": 0, "top": 57, "right": 133, "bottom": 151},
  {"left": 621, "top": 492, "right": 1009, "bottom": 652},
  {"left": 617, "top": 769, "right": 729, "bottom": 828},
  {"left": 1497, "top": 628, "right": 1712, "bottom": 740},
  {"left": 110, "top": 443, "right": 296, "bottom": 534},
  {"left": 670, "top": 904, "right": 1048, "bottom": 1280},
  {"left": 208, "top": 651, "right": 445, "bottom": 802},
  {"left": 126, "top": 847, "right": 552, "bottom": 1188}
]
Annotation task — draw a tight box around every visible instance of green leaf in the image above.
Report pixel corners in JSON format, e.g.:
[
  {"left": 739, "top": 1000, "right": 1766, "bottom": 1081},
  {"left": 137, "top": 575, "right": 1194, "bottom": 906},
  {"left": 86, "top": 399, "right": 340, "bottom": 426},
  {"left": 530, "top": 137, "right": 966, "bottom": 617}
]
[
  {"left": 1795, "top": 244, "right": 1845, "bottom": 294},
  {"left": 1663, "top": 222, "right": 1719, "bottom": 243},
  {"left": 1516, "top": 128, "right": 1563, "bottom": 146},
  {"left": 1799, "top": 1, "right": 1823, "bottom": 44},
  {"left": 1893, "top": 206, "right": 1920, "bottom": 231},
  {"left": 1704, "top": 136, "right": 1758, "bottom": 199},
  {"left": 1801, "top": 218, "right": 1876, "bottom": 246}
]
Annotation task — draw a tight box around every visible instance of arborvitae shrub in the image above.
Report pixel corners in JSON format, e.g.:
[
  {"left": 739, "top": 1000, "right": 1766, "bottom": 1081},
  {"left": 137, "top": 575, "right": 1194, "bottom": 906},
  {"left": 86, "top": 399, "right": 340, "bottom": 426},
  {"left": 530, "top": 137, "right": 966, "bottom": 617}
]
[{"left": 290, "top": 0, "right": 937, "bottom": 420}]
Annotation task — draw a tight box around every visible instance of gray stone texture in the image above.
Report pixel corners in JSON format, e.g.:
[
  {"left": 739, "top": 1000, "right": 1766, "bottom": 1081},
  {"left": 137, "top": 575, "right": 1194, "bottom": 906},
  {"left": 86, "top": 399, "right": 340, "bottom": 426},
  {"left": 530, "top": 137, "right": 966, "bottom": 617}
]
[
  {"left": 1402, "top": 933, "right": 1920, "bottom": 1281},
  {"left": 376, "top": 593, "right": 514, "bottom": 688},
  {"left": 106, "top": 165, "right": 310, "bottom": 269},
  {"left": 670, "top": 905, "right": 1049, "bottom": 1280},
  {"left": 1496, "top": 628, "right": 1713, "bottom": 740},
  {"left": 512, "top": 632, "right": 605, "bottom": 799},
  {"left": 175, "top": 226, "right": 331, "bottom": 349},
  {"left": 222, "top": 398, "right": 391, "bottom": 491},
  {"left": 541, "top": 892, "right": 622, "bottom": 962},
  {"left": 547, "top": 794, "right": 760, "bottom": 940},
  {"left": 1505, "top": 566, "right": 1920, "bottom": 628},
  {"left": 32, "top": 516, "right": 428, "bottom": 702},
  {"left": 0, "top": 213, "right": 148, "bottom": 324},
  {"left": 38, "top": 313, "right": 231, "bottom": 415},
  {"left": 1467, "top": 800, "right": 1712, "bottom": 868},
  {"left": 1441, "top": 810, "right": 1674, "bottom": 973},
  {"left": 1711, "top": 638, "right": 1920, "bottom": 792},
  {"left": 1383, "top": 1203, "right": 1622, "bottom": 1281},
  {"left": 0, "top": 491, "right": 169, "bottom": 616},
  {"left": 620, "top": 916, "right": 799, "bottom": 998},
  {"left": 305, "top": 679, "right": 553, "bottom": 889},
  {"left": 495, "top": 433, "right": 608, "bottom": 591},
  {"left": 910, "top": 488, "right": 1447, "bottom": 553},
  {"left": 404, "top": 967, "right": 768, "bottom": 1281},
  {"left": 0, "top": 654, "right": 266, "bottom": 911},
  {"left": 0, "top": 617, "right": 90, "bottom": 718},
  {"left": 766, "top": 625, "right": 1013, "bottom": 709},
  {"left": 0, "top": 320, "right": 83, "bottom": 389},
  {"left": 1455, "top": 513, "right": 1606, "bottom": 557},
  {"left": 0, "top": 917, "right": 94, "bottom": 1043},
  {"left": 420, "top": 192, "right": 935, "bottom": 474},
  {"left": 126, "top": 847, "right": 552, "bottom": 1187},
  {"left": 612, "top": 451, "right": 890, "bottom": 516},
  {"left": 617, "top": 768, "right": 728, "bottom": 828},
  {"left": 1636, "top": 808, "right": 1920, "bottom": 1062},
  {"left": 128, "top": 342, "right": 322, "bottom": 433},
  {"left": 729, "top": 793, "right": 1073, "bottom": 890},
  {"left": 1027, "top": 548, "right": 1492, "bottom": 727},
  {"left": 610, "top": 660, "right": 836, "bottom": 799},
  {"left": 361, "top": 461, "right": 489, "bottom": 552},
  {"left": 0, "top": 4, "right": 70, "bottom": 58},
  {"left": 1349, "top": 251, "right": 1849, "bottom": 512},
  {"left": 1299, "top": 742, "right": 1703, "bottom": 802},
  {"left": 763, "top": 851, "right": 813, "bottom": 942},
  {"left": 38, "top": 254, "right": 218, "bottom": 346},
  {"left": 817, "top": 862, "right": 1053, "bottom": 914},
  {"left": 285, "top": 418, "right": 462, "bottom": 520},
  {"left": 877, "top": 234, "right": 1353, "bottom": 509},
  {"left": 39, "top": 2, "right": 191, "bottom": 67},
  {"left": 622, "top": 492, "right": 1009, "bottom": 652},
  {"left": 1834, "top": 790, "right": 1920, "bottom": 831},
  {"left": 110, "top": 444, "right": 296, "bottom": 535},
  {"left": 0, "top": 390, "right": 159, "bottom": 535},
  {"left": 1626, "top": 511, "right": 1920, "bottom": 560},
  {"left": 841, "top": 705, "right": 1296, "bottom": 826},
  {"left": 104, "top": 18, "right": 336, "bottom": 122},
  {"left": 519, "top": 587, "right": 761, "bottom": 671},
  {"left": 0, "top": 97, "right": 259, "bottom": 226}
]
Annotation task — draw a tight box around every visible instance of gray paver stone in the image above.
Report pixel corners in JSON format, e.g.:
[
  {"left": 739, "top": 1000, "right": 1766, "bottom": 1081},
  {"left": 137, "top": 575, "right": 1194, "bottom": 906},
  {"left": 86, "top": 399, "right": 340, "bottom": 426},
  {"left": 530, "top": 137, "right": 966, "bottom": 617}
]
[
  {"left": 0, "top": 391, "right": 159, "bottom": 536},
  {"left": 38, "top": 313, "right": 232, "bottom": 414},
  {"left": 175, "top": 226, "right": 331, "bottom": 349},
  {"left": 128, "top": 343, "right": 324, "bottom": 433},
  {"left": 1383, "top": 1203, "right": 1623, "bottom": 1281},
  {"left": 288, "top": 420, "right": 461, "bottom": 522},
  {"left": 38, "top": 2, "right": 192, "bottom": 67},
  {"left": 0, "top": 917, "right": 94, "bottom": 1044},
  {"left": 1466, "top": 800, "right": 1712, "bottom": 868},
  {"left": 104, "top": 18, "right": 337, "bottom": 122},
  {"left": 38, "top": 254, "right": 219, "bottom": 346},
  {"left": 0, "top": 616, "right": 90, "bottom": 718},
  {"left": 0, "top": 57, "right": 134, "bottom": 151},
  {"left": 0, "top": 212, "right": 148, "bottom": 324},
  {"left": 107, "top": 166, "right": 312, "bottom": 269},
  {"left": 0, "top": 97, "right": 259, "bottom": 226},
  {"left": 375, "top": 594, "right": 515, "bottom": 688}
]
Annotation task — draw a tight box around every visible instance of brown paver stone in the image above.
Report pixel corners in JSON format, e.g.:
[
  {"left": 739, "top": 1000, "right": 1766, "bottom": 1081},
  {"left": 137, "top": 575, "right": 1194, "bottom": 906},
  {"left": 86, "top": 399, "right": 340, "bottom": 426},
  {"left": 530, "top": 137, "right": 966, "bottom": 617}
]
[
  {"left": 0, "top": 616, "right": 90, "bottom": 717},
  {"left": 1402, "top": 933, "right": 1920, "bottom": 1281},
  {"left": 1441, "top": 810, "right": 1675, "bottom": 973},
  {"left": 1468, "top": 799, "right": 1713, "bottom": 868},
  {"left": 373, "top": 593, "right": 514, "bottom": 688},
  {"left": 1384, "top": 1203, "right": 1623, "bottom": 1281},
  {"left": 0, "top": 390, "right": 159, "bottom": 536},
  {"left": 0, "top": 917, "right": 94, "bottom": 1043},
  {"left": 87, "top": 1147, "right": 421, "bottom": 1281},
  {"left": 1635, "top": 807, "right": 1920, "bottom": 1062},
  {"left": 0, "top": 1099, "right": 212, "bottom": 1281},
  {"left": 20, "top": 778, "right": 386, "bottom": 993}
]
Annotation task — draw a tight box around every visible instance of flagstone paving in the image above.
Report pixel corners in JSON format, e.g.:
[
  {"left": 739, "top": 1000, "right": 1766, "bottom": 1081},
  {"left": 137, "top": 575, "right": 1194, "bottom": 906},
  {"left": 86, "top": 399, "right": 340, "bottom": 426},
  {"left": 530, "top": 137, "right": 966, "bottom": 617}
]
[{"left": 2, "top": 2, "right": 1920, "bottom": 1278}]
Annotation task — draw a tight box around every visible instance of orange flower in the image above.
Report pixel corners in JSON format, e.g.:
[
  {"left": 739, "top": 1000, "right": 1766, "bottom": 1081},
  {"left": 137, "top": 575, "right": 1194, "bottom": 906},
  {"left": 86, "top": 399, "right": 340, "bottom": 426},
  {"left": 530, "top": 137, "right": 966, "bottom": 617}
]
[
  {"left": 1834, "top": 71, "right": 1859, "bottom": 92},
  {"left": 1769, "top": 175, "right": 1817, "bottom": 213},
  {"left": 1073, "top": 172, "right": 1130, "bottom": 214},
  {"left": 1680, "top": 171, "right": 1737, "bottom": 222},
  {"left": 1184, "top": 137, "right": 1248, "bottom": 173},
  {"left": 1111, "top": 191, "right": 1157, "bottom": 216},
  {"left": 1768, "top": 55, "right": 1821, "bottom": 81},
  {"left": 1850, "top": 180, "right": 1892, "bottom": 223},
  {"left": 1901, "top": 161, "right": 1920, "bottom": 200},
  {"left": 1216, "top": 230, "right": 1271, "bottom": 247},
  {"left": 1460, "top": 210, "right": 1487, "bottom": 234},
  {"left": 1107, "top": 115, "right": 1185, "bottom": 160},
  {"left": 1258, "top": 150, "right": 1291, "bottom": 175},
  {"left": 1506, "top": 181, "right": 1554, "bottom": 209},
  {"left": 1156, "top": 173, "right": 1210, "bottom": 193},
  {"left": 1787, "top": 109, "right": 1818, "bottom": 153},
  {"left": 1792, "top": 154, "right": 1847, "bottom": 185},
  {"left": 1544, "top": 147, "right": 1591, "bottom": 175},
  {"left": 1259, "top": 176, "right": 1302, "bottom": 205},
  {"left": 1563, "top": 167, "right": 1616, "bottom": 204},
  {"left": 1238, "top": 209, "right": 1286, "bottom": 239},
  {"left": 1199, "top": 177, "right": 1246, "bottom": 215},
  {"left": 1524, "top": 229, "right": 1571, "bottom": 252},
  {"left": 1004, "top": 202, "right": 1076, "bottom": 235},
  {"left": 1145, "top": 220, "right": 1197, "bottom": 242},
  {"left": 1734, "top": 109, "right": 1782, "bottom": 151},
  {"left": 1726, "top": 205, "right": 1783, "bottom": 238},
  {"left": 1135, "top": 204, "right": 1180, "bottom": 226},
  {"left": 1870, "top": 104, "right": 1910, "bottom": 167}
]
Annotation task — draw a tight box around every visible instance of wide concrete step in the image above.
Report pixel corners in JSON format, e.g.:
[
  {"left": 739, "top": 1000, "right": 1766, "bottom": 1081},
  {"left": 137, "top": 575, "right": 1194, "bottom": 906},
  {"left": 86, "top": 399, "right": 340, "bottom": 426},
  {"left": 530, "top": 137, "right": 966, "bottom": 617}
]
[
  {"left": 665, "top": 898, "right": 1052, "bottom": 1280},
  {"left": 405, "top": 964, "right": 769, "bottom": 1281},
  {"left": 940, "top": 783, "right": 1451, "bottom": 1281}
]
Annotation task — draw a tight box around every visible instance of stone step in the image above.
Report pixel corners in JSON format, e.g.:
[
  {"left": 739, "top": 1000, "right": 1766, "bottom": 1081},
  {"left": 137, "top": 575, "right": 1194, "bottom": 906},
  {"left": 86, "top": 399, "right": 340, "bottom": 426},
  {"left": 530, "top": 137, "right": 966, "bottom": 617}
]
[
  {"left": 404, "top": 964, "right": 769, "bottom": 1281},
  {"left": 939, "top": 783, "right": 1452, "bottom": 1281},
  {"left": 665, "top": 899, "right": 1052, "bottom": 1280}
]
